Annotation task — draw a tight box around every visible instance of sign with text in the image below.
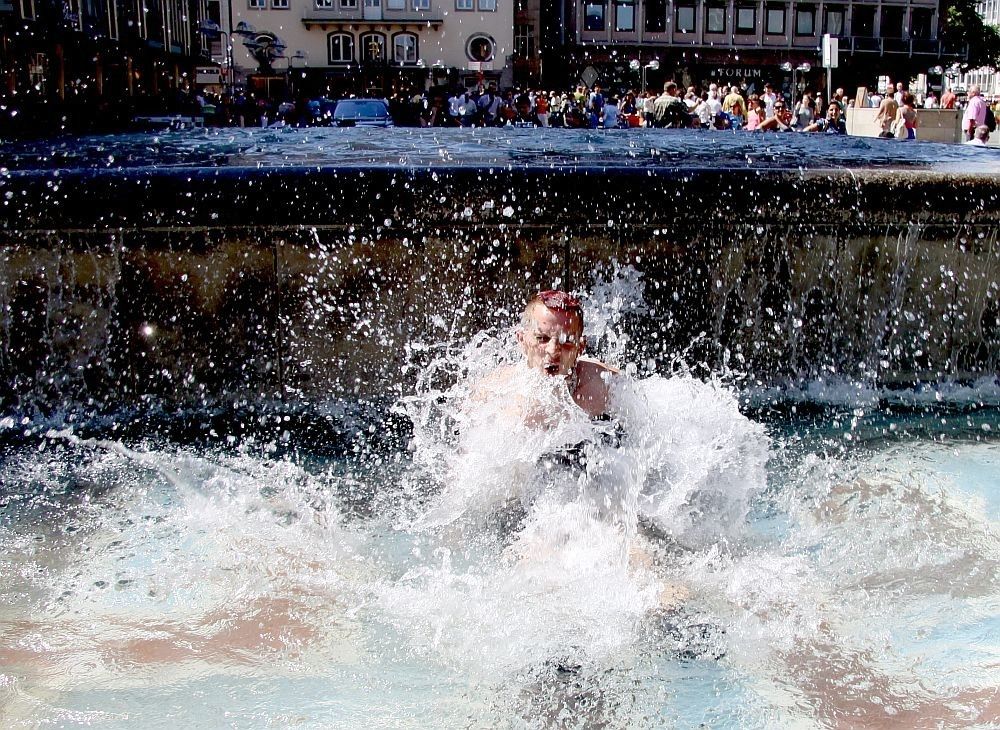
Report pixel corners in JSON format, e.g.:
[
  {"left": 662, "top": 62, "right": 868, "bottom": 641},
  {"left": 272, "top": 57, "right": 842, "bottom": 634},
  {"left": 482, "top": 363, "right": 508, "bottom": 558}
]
[
  {"left": 822, "top": 34, "right": 839, "bottom": 68},
  {"left": 196, "top": 66, "right": 222, "bottom": 85}
]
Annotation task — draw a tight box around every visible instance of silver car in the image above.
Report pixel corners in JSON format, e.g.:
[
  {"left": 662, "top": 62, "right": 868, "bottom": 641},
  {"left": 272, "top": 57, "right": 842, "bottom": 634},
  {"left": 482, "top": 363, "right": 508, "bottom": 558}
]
[{"left": 332, "top": 98, "right": 394, "bottom": 127}]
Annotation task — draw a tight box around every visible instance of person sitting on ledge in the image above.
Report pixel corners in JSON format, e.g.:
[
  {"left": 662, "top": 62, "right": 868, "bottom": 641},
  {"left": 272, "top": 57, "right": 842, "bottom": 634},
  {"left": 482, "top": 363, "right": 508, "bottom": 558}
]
[
  {"left": 799, "top": 102, "right": 847, "bottom": 134},
  {"left": 964, "top": 125, "right": 991, "bottom": 146},
  {"left": 756, "top": 99, "right": 793, "bottom": 131}
]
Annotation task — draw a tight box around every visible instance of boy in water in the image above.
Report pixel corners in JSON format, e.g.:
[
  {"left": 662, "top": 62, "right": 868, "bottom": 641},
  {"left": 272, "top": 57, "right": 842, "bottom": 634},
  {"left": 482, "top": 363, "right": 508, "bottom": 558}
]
[{"left": 514, "top": 289, "right": 617, "bottom": 418}]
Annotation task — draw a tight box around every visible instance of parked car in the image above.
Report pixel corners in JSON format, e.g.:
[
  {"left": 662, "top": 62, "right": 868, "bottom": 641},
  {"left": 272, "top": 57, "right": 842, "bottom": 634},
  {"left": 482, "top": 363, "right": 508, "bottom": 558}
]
[{"left": 332, "top": 98, "right": 394, "bottom": 127}]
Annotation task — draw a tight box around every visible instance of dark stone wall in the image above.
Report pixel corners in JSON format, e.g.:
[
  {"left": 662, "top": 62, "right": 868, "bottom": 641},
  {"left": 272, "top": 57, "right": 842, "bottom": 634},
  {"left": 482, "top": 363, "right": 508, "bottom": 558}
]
[{"left": 1, "top": 167, "right": 998, "bottom": 410}]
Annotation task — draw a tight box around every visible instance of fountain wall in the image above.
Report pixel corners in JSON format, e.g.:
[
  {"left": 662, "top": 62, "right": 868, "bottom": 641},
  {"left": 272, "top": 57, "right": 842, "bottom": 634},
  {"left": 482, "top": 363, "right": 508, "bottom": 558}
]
[{"left": 1, "top": 165, "right": 998, "bottom": 410}]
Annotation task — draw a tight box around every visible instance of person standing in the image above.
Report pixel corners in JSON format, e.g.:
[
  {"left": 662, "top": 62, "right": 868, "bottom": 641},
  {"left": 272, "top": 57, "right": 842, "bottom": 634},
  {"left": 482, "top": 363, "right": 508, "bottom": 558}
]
[
  {"left": 874, "top": 95, "right": 900, "bottom": 138},
  {"left": 896, "top": 92, "right": 919, "bottom": 140},
  {"left": 722, "top": 85, "right": 746, "bottom": 128},
  {"left": 535, "top": 90, "right": 550, "bottom": 127},
  {"left": 963, "top": 85, "right": 989, "bottom": 141},
  {"left": 940, "top": 87, "right": 957, "bottom": 109},
  {"left": 762, "top": 83, "right": 778, "bottom": 117}
]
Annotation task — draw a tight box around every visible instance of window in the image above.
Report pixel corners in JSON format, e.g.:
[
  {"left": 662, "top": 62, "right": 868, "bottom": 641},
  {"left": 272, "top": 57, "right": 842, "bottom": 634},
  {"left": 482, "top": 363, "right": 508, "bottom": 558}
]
[
  {"left": 644, "top": 0, "right": 666, "bottom": 32},
  {"left": 675, "top": 4, "right": 695, "bottom": 32},
  {"left": 457, "top": 0, "right": 473, "bottom": 8},
  {"left": 413, "top": 0, "right": 429, "bottom": 8},
  {"left": 852, "top": 5, "right": 875, "bottom": 36},
  {"left": 19, "top": 0, "right": 35, "bottom": 19},
  {"left": 387, "top": 0, "right": 404, "bottom": 7},
  {"left": 316, "top": 0, "right": 333, "bottom": 6},
  {"left": 393, "top": 32, "right": 417, "bottom": 62},
  {"left": 881, "top": 6, "right": 904, "bottom": 37},
  {"left": 706, "top": 5, "right": 725, "bottom": 33},
  {"left": 514, "top": 23, "right": 535, "bottom": 56},
  {"left": 478, "top": 0, "right": 496, "bottom": 9},
  {"left": 272, "top": 0, "right": 289, "bottom": 7},
  {"left": 795, "top": 6, "right": 814, "bottom": 35},
  {"left": 328, "top": 32, "right": 354, "bottom": 62},
  {"left": 615, "top": 0, "right": 635, "bottom": 30},
  {"left": 360, "top": 32, "right": 386, "bottom": 61},
  {"left": 340, "top": 0, "right": 357, "bottom": 7},
  {"left": 736, "top": 5, "right": 754, "bottom": 32},
  {"left": 765, "top": 6, "right": 784, "bottom": 34},
  {"left": 466, "top": 34, "right": 495, "bottom": 61},
  {"left": 584, "top": 1, "right": 605, "bottom": 30},
  {"left": 248, "top": 0, "right": 265, "bottom": 8},
  {"left": 910, "top": 7, "right": 931, "bottom": 39},
  {"left": 824, "top": 6, "right": 843, "bottom": 35}
]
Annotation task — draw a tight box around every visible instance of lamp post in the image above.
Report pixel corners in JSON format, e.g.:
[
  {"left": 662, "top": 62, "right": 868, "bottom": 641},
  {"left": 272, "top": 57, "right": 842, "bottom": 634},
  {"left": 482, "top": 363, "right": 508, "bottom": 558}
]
[
  {"left": 199, "top": 19, "right": 232, "bottom": 99},
  {"left": 781, "top": 61, "right": 812, "bottom": 107},
  {"left": 287, "top": 50, "right": 307, "bottom": 99},
  {"left": 629, "top": 58, "right": 660, "bottom": 93}
]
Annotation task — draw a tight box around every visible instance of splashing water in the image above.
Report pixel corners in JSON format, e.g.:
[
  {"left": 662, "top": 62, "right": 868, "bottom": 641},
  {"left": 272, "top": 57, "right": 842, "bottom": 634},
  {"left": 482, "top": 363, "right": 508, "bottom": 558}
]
[{"left": 0, "top": 270, "right": 997, "bottom": 728}]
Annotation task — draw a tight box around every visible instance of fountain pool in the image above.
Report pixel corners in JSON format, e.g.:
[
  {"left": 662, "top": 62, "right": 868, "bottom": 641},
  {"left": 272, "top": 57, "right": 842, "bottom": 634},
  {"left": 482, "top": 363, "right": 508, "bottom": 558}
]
[{"left": 0, "top": 127, "right": 998, "bottom": 728}]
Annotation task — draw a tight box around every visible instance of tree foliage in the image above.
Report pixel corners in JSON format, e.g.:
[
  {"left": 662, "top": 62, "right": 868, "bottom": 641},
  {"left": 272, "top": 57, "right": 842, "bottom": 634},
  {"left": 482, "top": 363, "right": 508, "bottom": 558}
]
[{"left": 941, "top": 0, "right": 1000, "bottom": 70}]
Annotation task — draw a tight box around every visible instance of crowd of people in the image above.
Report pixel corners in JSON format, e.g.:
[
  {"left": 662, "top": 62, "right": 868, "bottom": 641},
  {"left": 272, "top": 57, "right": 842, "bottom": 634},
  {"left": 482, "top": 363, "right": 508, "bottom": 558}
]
[
  {"left": 386, "top": 81, "right": 855, "bottom": 134},
  {"left": 389, "top": 79, "right": 997, "bottom": 143},
  {"left": 188, "top": 77, "right": 999, "bottom": 144}
]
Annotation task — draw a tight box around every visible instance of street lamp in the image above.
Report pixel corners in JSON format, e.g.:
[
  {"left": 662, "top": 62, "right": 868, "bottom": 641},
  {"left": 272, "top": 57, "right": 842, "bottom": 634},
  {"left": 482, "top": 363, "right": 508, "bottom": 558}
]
[
  {"left": 630, "top": 58, "right": 659, "bottom": 93},
  {"left": 199, "top": 19, "right": 232, "bottom": 98},
  {"left": 781, "top": 61, "right": 812, "bottom": 107},
  {"left": 287, "top": 50, "right": 307, "bottom": 98}
]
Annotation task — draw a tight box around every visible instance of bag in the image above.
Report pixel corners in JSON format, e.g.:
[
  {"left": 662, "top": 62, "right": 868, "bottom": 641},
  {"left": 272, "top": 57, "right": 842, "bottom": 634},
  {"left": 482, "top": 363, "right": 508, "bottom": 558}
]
[{"left": 894, "top": 119, "right": 908, "bottom": 139}]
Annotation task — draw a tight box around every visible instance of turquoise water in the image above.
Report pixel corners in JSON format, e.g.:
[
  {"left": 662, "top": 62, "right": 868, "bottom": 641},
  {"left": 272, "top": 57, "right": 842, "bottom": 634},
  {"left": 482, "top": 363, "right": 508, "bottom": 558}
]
[{"left": 1, "top": 391, "right": 996, "bottom": 729}]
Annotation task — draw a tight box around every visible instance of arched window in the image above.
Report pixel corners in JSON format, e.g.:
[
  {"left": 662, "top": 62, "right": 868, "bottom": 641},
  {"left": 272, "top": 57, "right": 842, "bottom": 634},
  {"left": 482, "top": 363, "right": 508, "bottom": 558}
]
[
  {"left": 360, "top": 32, "right": 386, "bottom": 63},
  {"left": 328, "top": 32, "right": 354, "bottom": 63},
  {"left": 392, "top": 32, "right": 418, "bottom": 63}
]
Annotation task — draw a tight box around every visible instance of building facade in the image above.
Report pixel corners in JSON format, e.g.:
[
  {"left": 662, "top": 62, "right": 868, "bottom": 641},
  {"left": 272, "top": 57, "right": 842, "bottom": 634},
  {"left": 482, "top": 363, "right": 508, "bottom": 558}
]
[
  {"left": 544, "top": 0, "right": 963, "bottom": 96},
  {"left": 0, "top": 0, "right": 212, "bottom": 131},
  {"left": 211, "top": 0, "right": 514, "bottom": 98},
  {"left": 958, "top": 0, "right": 999, "bottom": 96}
]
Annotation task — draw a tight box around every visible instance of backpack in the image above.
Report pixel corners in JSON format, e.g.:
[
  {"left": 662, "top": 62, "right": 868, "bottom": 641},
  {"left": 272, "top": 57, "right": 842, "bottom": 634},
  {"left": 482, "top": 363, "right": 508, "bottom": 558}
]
[{"left": 986, "top": 108, "right": 997, "bottom": 133}]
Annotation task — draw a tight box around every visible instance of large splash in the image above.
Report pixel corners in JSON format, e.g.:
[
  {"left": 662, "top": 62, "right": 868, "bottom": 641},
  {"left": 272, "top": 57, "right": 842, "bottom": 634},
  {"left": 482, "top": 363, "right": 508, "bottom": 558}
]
[{"left": 1, "top": 266, "right": 997, "bottom": 728}]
